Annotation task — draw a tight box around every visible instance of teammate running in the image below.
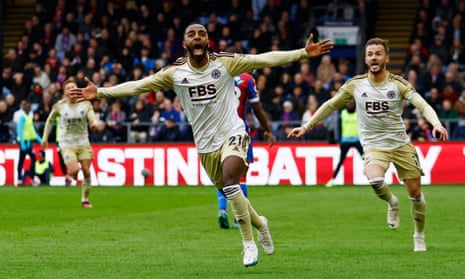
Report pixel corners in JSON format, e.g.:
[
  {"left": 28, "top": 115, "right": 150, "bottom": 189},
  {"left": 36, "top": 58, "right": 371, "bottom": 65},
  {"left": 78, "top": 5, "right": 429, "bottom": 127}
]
[
  {"left": 42, "top": 78, "right": 97, "bottom": 208},
  {"left": 288, "top": 37, "right": 448, "bottom": 252}
]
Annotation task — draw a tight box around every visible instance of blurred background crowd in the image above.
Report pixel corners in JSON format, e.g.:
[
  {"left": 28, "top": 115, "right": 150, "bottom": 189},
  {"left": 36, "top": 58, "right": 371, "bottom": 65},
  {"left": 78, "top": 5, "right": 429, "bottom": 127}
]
[{"left": 1, "top": 0, "right": 465, "bottom": 145}]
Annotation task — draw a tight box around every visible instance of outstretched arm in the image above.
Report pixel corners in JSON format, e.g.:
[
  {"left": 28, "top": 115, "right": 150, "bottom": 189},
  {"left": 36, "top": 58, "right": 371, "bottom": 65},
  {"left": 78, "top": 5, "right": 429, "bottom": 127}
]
[
  {"left": 409, "top": 94, "right": 449, "bottom": 141},
  {"left": 70, "top": 69, "right": 172, "bottom": 102},
  {"left": 288, "top": 89, "right": 352, "bottom": 139},
  {"left": 231, "top": 34, "right": 334, "bottom": 75}
]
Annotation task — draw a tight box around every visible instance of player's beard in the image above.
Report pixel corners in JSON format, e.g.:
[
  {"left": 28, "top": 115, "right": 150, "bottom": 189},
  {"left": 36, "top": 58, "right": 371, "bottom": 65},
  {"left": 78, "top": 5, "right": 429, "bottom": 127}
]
[
  {"left": 368, "top": 61, "right": 385, "bottom": 75},
  {"left": 186, "top": 44, "right": 208, "bottom": 65}
]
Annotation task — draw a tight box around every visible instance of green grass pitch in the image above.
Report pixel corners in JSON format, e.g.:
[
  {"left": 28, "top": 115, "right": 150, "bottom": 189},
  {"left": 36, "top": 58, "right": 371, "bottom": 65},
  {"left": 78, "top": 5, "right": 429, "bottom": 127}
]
[{"left": 0, "top": 185, "right": 464, "bottom": 279}]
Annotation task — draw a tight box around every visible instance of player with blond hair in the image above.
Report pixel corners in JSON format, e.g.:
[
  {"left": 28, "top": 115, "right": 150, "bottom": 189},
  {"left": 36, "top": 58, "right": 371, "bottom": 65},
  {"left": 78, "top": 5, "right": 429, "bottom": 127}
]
[
  {"left": 42, "top": 78, "right": 97, "bottom": 208},
  {"left": 288, "top": 37, "right": 448, "bottom": 252}
]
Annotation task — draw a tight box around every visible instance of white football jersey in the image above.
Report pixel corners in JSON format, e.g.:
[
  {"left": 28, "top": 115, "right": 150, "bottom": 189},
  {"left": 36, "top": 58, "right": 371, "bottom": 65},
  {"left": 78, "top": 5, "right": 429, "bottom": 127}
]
[
  {"left": 43, "top": 99, "right": 95, "bottom": 148},
  {"left": 346, "top": 74, "right": 411, "bottom": 150},
  {"left": 305, "top": 72, "right": 440, "bottom": 151}
]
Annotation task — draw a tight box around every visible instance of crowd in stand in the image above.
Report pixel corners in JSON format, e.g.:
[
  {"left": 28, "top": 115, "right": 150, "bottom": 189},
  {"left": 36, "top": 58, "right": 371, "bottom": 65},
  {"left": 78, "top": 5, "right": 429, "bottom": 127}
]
[
  {"left": 404, "top": 0, "right": 465, "bottom": 140},
  {"left": 1, "top": 0, "right": 465, "bottom": 145}
]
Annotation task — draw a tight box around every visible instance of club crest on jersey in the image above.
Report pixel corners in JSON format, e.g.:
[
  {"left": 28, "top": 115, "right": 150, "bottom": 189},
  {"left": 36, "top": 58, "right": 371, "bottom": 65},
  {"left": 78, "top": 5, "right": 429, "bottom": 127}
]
[
  {"left": 387, "top": 90, "right": 396, "bottom": 99},
  {"left": 211, "top": 69, "right": 221, "bottom": 79}
]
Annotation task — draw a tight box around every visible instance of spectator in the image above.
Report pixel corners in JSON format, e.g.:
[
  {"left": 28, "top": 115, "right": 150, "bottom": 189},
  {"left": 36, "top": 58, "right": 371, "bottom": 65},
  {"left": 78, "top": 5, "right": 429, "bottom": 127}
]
[
  {"left": 406, "top": 69, "right": 426, "bottom": 96},
  {"left": 133, "top": 47, "right": 155, "bottom": 74},
  {"left": 103, "top": 0, "right": 123, "bottom": 27},
  {"left": 424, "top": 87, "right": 444, "bottom": 112},
  {"left": 159, "top": 98, "right": 180, "bottom": 123},
  {"left": 78, "top": 13, "right": 95, "bottom": 40},
  {"left": 52, "top": 0, "right": 66, "bottom": 32},
  {"left": 405, "top": 53, "right": 428, "bottom": 77},
  {"left": 423, "top": 59, "right": 446, "bottom": 91},
  {"left": 448, "top": 13, "right": 465, "bottom": 45},
  {"left": 316, "top": 54, "right": 336, "bottom": 89},
  {"left": 336, "top": 58, "right": 353, "bottom": 82},
  {"left": 54, "top": 25, "right": 77, "bottom": 62},
  {"left": 279, "top": 100, "right": 300, "bottom": 131},
  {"left": 128, "top": 98, "right": 153, "bottom": 143},
  {"left": 442, "top": 85, "right": 459, "bottom": 105},
  {"left": 154, "top": 116, "right": 183, "bottom": 142},
  {"left": 35, "top": 89, "right": 54, "bottom": 122},
  {"left": 438, "top": 98, "right": 459, "bottom": 133},
  {"left": 452, "top": 89, "right": 465, "bottom": 140},
  {"left": 11, "top": 72, "right": 31, "bottom": 110},
  {"left": 33, "top": 2, "right": 49, "bottom": 25},
  {"left": 90, "top": 71, "right": 104, "bottom": 88},
  {"left": 428, "top": 35, "right": 449, "bottom": 66},
  {"left": 42, "top": 22, "right": 56, "bottom": 50},
  {"left": 0, "top": 100, "right": 12, "bottom": 142},
  {"left": 442, "top": 71, "right": 462, "bottom": 98},
  {"left": 31, "top": 42, "right": 47, "bottom": 66},
  {"left": 4, "top": 48, "right": 25, "bottom": 74},
  {"left": 406, "top": 38, "right": 429, "bottom": 65},
  {"left": 32, "top": 64, "right": 51, "bottom": 92},
  {"left": 62, "top": 12, "right": 79, "bottom": 35},
  {"left": 411, "top": 116, "right": 434, "bottom": 141},
  {"left": 45, "top": 48, "right": 61, "bottom": 74},
  {"left": 81, "top": 57, "right": 99, "bottom": 79},
  {"left": 289, "top": 72, "right": 311, "bottom": 99},
  {"left": 449, "top": 38, "right": 465, "bottom": 66},
  {"left": 301, "top": 94, "right": 327, "bottom": 141},
  {"left": 106, "top": 100, "right": 127, "bottom": 142},
  {"left": 90, "top": 119, "right": 115, "bottom": 143},
  {"left": 287, "top": 85, "right": 307, "bottom": 115},
  {"left": 299, "top": 60, "right": 316, "bottom": 86}
]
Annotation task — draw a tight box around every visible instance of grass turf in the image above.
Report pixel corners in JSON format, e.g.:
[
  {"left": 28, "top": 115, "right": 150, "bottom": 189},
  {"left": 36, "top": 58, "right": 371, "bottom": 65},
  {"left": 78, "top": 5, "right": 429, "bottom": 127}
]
[{"left": 0, "top": 185, "right": 464, "bottom": 279}]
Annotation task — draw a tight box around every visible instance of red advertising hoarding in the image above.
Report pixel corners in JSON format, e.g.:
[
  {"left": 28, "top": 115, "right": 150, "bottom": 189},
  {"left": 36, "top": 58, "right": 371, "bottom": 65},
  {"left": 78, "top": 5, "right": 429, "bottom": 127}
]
[{"left": 1, "top": 142, "right": 463, "bottom": 186}]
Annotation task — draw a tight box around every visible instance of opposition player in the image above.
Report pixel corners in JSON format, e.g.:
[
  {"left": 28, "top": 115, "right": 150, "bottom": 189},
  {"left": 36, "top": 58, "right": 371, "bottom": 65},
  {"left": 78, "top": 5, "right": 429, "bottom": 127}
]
[
  {"left": 70, "top": 22, "right": 333, "bottom": 266},
  {"left": 217, "top": 72, "right": 275, "bottom": 229},
  {"left": 42, "top": 78, "right": 97, "bottom": 208},
  {"left": 288, "top": 38, "right": 448, "bottom": 252},
  {"left": 325, "top": 100, "right": 363, "bottom": 187}
]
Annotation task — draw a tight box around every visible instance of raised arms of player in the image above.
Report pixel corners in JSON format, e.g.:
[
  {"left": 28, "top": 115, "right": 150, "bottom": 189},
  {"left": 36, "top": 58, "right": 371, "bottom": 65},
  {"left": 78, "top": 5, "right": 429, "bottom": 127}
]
[{"left": 69, "top": 34, "right": 333, "bottom": 102}]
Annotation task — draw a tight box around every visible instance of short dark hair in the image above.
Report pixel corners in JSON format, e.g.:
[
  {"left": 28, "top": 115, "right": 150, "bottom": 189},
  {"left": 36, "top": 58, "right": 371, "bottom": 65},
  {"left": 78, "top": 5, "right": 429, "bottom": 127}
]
[
  {"left": 184, "top": 22, "right": 206, "bottom": 35},
  {"left": 365, "top": 38, "right": 389, "bottom": 54}
]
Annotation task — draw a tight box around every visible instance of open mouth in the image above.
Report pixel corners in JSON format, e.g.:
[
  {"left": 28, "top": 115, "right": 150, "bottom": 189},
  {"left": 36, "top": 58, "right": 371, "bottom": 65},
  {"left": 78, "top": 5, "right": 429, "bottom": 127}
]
[
  {"left": 192, "top": 43, "right": 204, "bottom": 52},
  {"left": 191, "top": 43, "right": 205, "bottom": 57},
  {"left": 369, "top": 63, "right": 380, "bottom": 69}
]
